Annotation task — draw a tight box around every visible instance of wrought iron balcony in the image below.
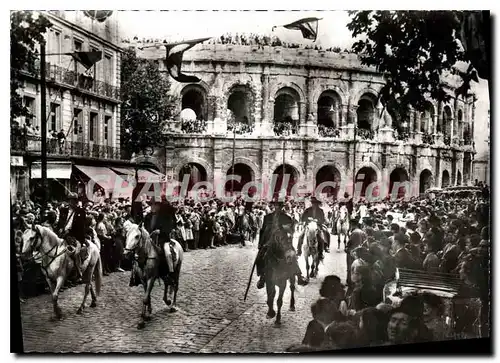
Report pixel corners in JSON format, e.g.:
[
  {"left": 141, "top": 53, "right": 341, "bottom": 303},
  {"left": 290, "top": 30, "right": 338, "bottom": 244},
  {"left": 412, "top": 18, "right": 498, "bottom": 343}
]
[
  {"left": 23, "top": 61, "right": 120, "bottom": 100},
  {"left": 10, "top": 134, "right": 126, "bottom": 160}
]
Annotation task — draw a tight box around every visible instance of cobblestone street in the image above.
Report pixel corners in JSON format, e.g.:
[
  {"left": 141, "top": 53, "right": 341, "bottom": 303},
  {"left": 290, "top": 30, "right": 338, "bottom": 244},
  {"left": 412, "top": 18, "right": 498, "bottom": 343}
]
[{"left": 20, "top": 234, "right": 347, "bottom": 353}]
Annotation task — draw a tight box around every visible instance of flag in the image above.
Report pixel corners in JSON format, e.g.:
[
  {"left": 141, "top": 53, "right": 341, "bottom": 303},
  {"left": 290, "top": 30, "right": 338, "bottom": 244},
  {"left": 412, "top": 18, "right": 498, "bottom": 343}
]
[
  {"left": 83, "top": 10, "right": 113, "bottom": 22},
  {"left": 273, "top": 17, "right": 321, "bottom": 41},
  {"left": 165, "top": 37, "right": 212, "bottom": 83},
  {"left": 71, "top": 51, "right": 102, "bottom": 70}
]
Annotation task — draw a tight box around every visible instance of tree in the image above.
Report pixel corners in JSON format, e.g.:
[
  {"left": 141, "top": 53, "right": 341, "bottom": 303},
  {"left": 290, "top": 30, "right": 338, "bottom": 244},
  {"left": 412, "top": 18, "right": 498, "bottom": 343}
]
[
  {"left": 120, "top": 47, "right": 176, "bottom": 157},
  {"left": 347, "top": 11, "right": 490, "bottom": 123},
  {"left": 10, "top": 11, "right": 52, "bottom": 122}
]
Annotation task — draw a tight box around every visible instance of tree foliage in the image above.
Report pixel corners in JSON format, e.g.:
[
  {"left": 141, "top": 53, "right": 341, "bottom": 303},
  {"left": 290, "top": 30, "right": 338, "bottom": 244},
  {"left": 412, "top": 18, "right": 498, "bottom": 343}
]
[
  {"left": 347, "top": 11, "right": 490, "bottom": 125},
  {"left": 10, "top": 11, "right": 52, "bottom": 121},
  {"left": 120, "top": 48, "right": 176, "bottom": 156}
]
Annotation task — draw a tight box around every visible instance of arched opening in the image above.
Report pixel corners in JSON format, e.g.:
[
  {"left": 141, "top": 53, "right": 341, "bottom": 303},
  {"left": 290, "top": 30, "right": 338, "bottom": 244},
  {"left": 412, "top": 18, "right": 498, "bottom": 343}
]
[
  {"left": 178, "top": 163, "right": 208, "bottom": 193},
  {"left": 456, "top": 109, "right": 463, "bottom": 138},
  {"left": 463, "top": 123, "right": 472, "bottom": 145},
  {"left": 315, "top": 165, "right": 341, "bottom": 199},
  {"left": 443, "top": 106, "right": 452, "bottom": 144},
  {"left": 355, "top": 167, "right": 378, "bottom": 198},
  {"left": 181, "top": 86, "right": 207, "bottom": 121},
  {"left": 463, "top": 153, "right": 472, "bottom": 183},
  {"left": 420, "top": 102, "right": 434, "bottom": 133},
  {"left": 227, "top": 85, "right": 254, "bottom": 127},
  {"left": 274, "top": 87, "right": 301, "bottom": 135},
  {"left": 224, "top": 163, "right": 254, "bottom": 195},
  {"left": 317, "top": 91, "right": 341, "bottom": 132},
  {"left": 441, "top": 170, "right": 450, "bottom": 188},
  {"left": 357, "top": 94, "right": 377, "bottom": 139},
  {"left": 419, "top": 169, "right": 433, "bottom": 194},
  {"left": 273, "top": 164, "right": 298, "bottom": 197},
  {"left": 389, "top": 168, "right": 410, "bottom": 199},
  {"left": 456, "top": 170, "right": 462, "bottom": 186}
]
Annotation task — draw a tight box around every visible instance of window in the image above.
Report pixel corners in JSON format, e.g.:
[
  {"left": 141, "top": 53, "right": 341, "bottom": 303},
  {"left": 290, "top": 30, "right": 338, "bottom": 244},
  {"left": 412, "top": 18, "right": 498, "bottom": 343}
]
[
  {"left": 89, "top": 112, "right": 98, "bottom": 142},
  {"left": 74, "top": 39, "right": 82, "bottom": 52},
  {"left": 104, "top": 54, "right": 113, "bottom": 84},
  {"left": 50, "top": 103, "right": 60, "bottom": 132},
  {"left": 50, "top": 29, "right": 61, "bottom": 62},
  {"left": 91, "top": 47, "right": 101, "bottom": 80},
  {"left": 73, "top": 108, "right": 82, "bottom": 135},
  {"left": 104, "top": 115, "right": 111, "bottom": 142},
  {"left": 23, "top": 96, "right": 35, "bottom": 125}
]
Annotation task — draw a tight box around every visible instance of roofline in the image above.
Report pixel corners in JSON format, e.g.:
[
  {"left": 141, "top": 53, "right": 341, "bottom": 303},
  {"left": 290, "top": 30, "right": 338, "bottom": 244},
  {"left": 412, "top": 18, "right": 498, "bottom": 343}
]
[{"left": 43, "top": 11, "right": 123, "bottom": 53}]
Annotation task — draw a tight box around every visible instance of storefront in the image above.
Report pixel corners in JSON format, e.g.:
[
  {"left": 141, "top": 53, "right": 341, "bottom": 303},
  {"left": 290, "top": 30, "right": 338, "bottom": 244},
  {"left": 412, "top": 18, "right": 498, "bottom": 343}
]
[{"left": 30, "top": 161, "right": 72, "bottom": 201}]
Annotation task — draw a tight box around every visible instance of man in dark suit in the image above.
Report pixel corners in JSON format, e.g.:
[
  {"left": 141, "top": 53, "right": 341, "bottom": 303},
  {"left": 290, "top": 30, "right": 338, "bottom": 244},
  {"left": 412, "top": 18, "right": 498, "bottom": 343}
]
[
  {"left": 255, "top": 199, "right": 308, "bottom": 289},
  {"left": 59, "top": 193, "right": 87, "bottom": 281},
  {"left": 392, "top": 233, "right": 420, "bottom": 270}
]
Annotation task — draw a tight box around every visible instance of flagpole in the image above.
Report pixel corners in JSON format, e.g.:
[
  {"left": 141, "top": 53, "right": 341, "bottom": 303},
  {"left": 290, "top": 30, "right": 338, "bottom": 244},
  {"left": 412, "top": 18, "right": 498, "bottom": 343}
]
[
  {"left": 40, "top": 40, "right": 48, "bottom": 207},
  {"left": 231, "top": 119, "right": 236, "bottom": 194},
  {"left": 282, "top": 133, "right": 286, "bottom": 199},
  {"left": 352, "top": 120, "right": 357, "bottom": 203}
]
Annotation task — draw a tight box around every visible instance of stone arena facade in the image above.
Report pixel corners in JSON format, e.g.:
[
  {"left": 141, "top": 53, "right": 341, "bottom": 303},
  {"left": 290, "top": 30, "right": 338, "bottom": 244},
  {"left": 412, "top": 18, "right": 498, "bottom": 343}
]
[{"left": 134, "top": 43, "right": 477, "bottom": 199}]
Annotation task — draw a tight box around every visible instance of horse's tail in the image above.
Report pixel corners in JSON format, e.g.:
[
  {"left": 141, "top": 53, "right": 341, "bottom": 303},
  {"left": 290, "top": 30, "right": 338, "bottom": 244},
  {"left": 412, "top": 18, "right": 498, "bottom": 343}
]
[{"left": 94, "top": 254, "right": 103, "bottom": 296}]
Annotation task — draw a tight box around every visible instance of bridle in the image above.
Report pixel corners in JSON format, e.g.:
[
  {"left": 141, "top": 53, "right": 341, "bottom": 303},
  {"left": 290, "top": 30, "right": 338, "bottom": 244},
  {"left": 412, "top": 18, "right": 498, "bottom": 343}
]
[
  {"left": 27, "top": 226, "right": 67, "bottom": 271},
  {"left": 124, "top": 226, "right": 156, "bottom": 261}
]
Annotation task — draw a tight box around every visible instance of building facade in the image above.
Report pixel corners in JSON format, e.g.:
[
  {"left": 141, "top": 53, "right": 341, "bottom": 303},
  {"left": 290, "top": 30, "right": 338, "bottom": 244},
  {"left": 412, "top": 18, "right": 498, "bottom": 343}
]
[
  {"left": 11, "top": 11, "right": 129, "bottom": 202},
  {"left": 133, "top": 43, "right": 477, "bottom": 200}
]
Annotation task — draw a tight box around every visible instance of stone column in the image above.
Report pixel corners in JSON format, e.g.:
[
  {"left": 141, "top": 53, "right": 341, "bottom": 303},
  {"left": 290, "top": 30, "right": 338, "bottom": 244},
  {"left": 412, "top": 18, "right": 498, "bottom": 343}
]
[
  {"left": 349, "top": 104, "right": 358, "bottom": 125},
  {"left": 414, "top": 110, "right": 422, "bottom": 143},
  {"left": 332, "top": 106, "right": 339, "bottom": 129},
  {"left": 341, "top": 104, "right": 349, "bottom": 126}
]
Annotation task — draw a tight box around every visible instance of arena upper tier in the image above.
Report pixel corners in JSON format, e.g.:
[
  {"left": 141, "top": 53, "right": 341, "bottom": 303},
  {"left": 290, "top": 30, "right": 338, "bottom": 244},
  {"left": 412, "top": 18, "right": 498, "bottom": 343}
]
[{"left": 132, "top": 43, "right": 477, "bottom": 199}]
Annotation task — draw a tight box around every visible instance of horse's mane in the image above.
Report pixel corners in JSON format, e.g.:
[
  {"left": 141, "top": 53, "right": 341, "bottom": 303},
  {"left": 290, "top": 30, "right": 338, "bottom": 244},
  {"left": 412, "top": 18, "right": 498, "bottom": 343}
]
[{"left": 36, "top": 225, "right": 63, "bottom": 244}]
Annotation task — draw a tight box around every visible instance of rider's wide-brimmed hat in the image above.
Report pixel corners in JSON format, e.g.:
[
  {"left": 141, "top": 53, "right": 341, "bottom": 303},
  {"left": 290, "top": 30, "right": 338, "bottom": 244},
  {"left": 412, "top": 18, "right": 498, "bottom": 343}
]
[{"left": 67, "top": 192, "right": 78, "bottom": 199}]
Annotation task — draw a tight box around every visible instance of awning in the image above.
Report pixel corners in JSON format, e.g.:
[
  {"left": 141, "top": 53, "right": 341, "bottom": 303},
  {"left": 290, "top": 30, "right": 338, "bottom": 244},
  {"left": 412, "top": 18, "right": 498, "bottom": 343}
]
[
  {"left": 31, "top": 162, "right": 72, "bottom": 179},
  {"left": 74, "top": 165, "right": 133, "bottom": 199},
  {"left": 110, "top": 167, "right": 165, "bottom": 183}
]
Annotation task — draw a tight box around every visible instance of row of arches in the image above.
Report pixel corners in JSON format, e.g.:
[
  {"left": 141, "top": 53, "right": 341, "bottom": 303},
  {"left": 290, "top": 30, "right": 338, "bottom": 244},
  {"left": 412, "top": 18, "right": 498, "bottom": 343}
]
[
  {"left": 177, "top": 163, "right": 461, "bottom": 198},
  {"left": 180, "top": 83, "right": 471, "bottom": 139}
]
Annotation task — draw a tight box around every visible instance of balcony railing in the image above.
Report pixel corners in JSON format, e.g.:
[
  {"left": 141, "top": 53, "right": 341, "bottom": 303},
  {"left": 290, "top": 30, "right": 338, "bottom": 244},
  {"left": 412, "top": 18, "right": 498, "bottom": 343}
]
[
  {"left": 180, "top": 119, "right": 207, "bottom": 134},
  {"left": 422, "top": 133, "right": 435, "bottom": 145},
  {"left": 24, "top": 61, "right": 120, "bottom": 100},
  {"left": 227, "top": 122, "right": 254, "bottom": 135},
  {"left": 356, "top": 128, "right": 375, "bottom": 140},
  {"left": 273, "top": 122, "right": 298, "bottom": 136},
  {"left": 11, "top": 134, "right": 125, "bottom": 160},
  {"left": 318, "top": 125, "right": 340, "bottom": 138}
]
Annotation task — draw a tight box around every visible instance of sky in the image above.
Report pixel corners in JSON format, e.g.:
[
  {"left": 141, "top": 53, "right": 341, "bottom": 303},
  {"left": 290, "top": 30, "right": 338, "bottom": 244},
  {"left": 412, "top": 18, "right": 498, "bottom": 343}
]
[{"left": 117, "top": 10, "right": 354, "bottom": 49}]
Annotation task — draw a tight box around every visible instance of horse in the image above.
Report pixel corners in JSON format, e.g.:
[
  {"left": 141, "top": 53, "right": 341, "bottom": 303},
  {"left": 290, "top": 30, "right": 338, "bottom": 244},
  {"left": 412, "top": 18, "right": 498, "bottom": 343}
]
[
  {"left": 21, "top": 224, "right": 102, "bottom": 320},
  {"left": 335, "top": 205, "right": 350, "bottom": 250},
  {"left": 123, "top": 222, "right": 184, "bottom": 329},
  {"left": 302, "top": 218, "right": 321, "bottom": 279},
  {"left": 263, "top": 221, "right": 296, "bottom": 326}
]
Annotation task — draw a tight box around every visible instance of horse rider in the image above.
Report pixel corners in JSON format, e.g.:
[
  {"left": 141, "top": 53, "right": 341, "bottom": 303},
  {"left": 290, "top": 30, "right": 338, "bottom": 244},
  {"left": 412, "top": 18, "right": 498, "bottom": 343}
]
[
  {"left": 297, "top": 196, "right": 329, "bottom": 260},
  {"left": 255, "top": 199, "right": 308, "bottom": 289},
  {"left": 58, "top": 192, "right": 87, "bottom": 282}
]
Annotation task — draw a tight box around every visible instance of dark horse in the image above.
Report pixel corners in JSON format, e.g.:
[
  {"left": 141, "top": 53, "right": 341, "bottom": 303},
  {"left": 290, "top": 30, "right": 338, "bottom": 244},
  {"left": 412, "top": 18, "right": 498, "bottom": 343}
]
[{"left": 263, "top": 222, "right": 296, "bottom": 326}]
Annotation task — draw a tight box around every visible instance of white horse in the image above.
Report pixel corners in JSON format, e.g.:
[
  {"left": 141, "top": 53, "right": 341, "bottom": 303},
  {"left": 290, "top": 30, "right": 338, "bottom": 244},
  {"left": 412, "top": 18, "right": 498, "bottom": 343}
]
[
  {"left": 21, "top": 225, "right": 102, "bottom": 319},
  {"left": 302, "top": 218, "right": 321, "bottom": 278},
  {"left": 123, "top": 222, "right": 184, "bottom": 329},
  {"left": 335, "top": 205, "right": 350, "bottom": 250}
]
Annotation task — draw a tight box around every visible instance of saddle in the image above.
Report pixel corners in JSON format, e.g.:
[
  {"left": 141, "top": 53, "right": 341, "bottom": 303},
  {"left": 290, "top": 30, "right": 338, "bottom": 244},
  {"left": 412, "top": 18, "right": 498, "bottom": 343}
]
[
  {"left": 150, "top": 231, "right": 177, "bottom": 276},
  {"left": 66, "top": 236, "right": 88, "bottom": 264}
]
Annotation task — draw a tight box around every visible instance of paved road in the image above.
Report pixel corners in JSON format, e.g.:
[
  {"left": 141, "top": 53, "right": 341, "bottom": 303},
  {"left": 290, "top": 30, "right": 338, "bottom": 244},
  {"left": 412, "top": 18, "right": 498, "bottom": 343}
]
[{"left": 20, "top": 233, "right": 347, "bottom": 353}]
